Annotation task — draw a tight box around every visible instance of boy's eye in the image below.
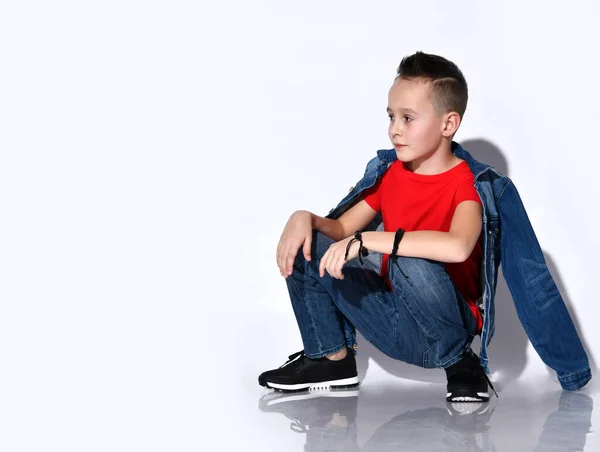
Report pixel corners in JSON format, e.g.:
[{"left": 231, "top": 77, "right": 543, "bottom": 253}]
[{"left": 388, "top": 114, "right": 413, "bottom": 122}]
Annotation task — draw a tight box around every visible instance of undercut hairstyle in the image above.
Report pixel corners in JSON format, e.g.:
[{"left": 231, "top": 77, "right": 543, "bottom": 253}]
[{"left": 396, "top": 51, "right": 468, "bottom": 118}]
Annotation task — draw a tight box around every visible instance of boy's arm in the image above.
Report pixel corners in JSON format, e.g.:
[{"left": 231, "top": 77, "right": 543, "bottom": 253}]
[
  {"left": 312, "top": 199, "right": 379, "bottom": 242},
  {"left": 361, "top": 200, "right": 483, "bottom": 263},
  {"left": 311, "top": 215, "right": 346, "bottom": 242},
  {"left": 362, "top": 230, "right": 464, "bottom": 263}
]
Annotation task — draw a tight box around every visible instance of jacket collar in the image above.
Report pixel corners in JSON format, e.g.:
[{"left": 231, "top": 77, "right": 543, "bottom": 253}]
[{"left": 376, "top": 141, "right": 493, "bottom": 180}]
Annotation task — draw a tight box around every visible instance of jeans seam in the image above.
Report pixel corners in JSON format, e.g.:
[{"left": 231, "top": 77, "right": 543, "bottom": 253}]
[
  {"left": 395, "top": 289, "right": 437, "bottom": 343},
  {"left": 441, "top": 269, "right": 476, "bottom": 334},
  {"left": 422, "top": 348, "right": 431, "bottom": 368},
  {"left": 302, "top": 259, "right": 324, "bottom": 353},
  {"left": 391, "top": 311, "right": 402, "bottom": 361}
]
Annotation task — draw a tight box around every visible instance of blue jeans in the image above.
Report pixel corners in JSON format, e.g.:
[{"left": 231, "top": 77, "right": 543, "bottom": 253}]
[{"left": 286, "top": 230, "right": 478, "bottom": 369}]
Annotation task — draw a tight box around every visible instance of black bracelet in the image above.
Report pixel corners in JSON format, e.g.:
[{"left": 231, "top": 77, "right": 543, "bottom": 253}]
[
  {"left": 344, "top": 237, "right": 358, "bottom": 261},
  {"left": 346, "top": 231, "right": 369, "bottom": 265},
  {"left": 344, "top": 230, "right": 369, "bottom": 265},
  {"left": 357, "top": 231, "right": 369, "bottom": 265},
  {"left": 391, "top": 228, "right": 405, "bottom": 258}
]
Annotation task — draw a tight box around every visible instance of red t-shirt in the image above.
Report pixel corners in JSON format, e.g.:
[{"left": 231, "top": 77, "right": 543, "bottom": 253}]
[{"left": 363, "top": 159, "right": 484, "bottom": 334}]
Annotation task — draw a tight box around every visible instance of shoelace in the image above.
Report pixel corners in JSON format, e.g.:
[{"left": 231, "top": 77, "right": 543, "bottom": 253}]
[
  {"left": 279, "top": 350, "right": 305, "bottom": 368},
  {"left": 468, "top": 351, "right": 499, "bottom": 399},
  {"left": 470, "top": 353, "right": 498, "bottom": 399},
  {"left": 481, "top": 371, "right": 498, "bottom": 399}
]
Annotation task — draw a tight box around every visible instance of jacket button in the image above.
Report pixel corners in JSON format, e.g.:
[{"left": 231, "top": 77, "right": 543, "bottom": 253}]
[{"left": 349, "top": 185, "right": 355, "bottom": 193}]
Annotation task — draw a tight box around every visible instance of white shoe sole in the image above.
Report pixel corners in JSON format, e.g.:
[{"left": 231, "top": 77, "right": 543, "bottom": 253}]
[
  {"left": 447, "top": 402, "right": 491, "bottom": 416},
  {"left": 266, "top": 376, "right": 360, "bottom": 392},
  {"left": 446, "top": 392, "right": 489, "bottom": 402}
]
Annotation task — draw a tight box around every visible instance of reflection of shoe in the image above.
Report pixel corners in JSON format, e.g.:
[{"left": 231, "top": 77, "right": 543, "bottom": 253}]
[
  {"left": 362, "top": 404, "right": 495, "bottom": 452},
  {"left": 445, "top": 401, "right": 496, "bottom": 450},
  {"left": 445, "top": 350, "right": 498, "bottom": 402},
  {"left": 259, "top": 388, "right": 359, "bottom": 452},
  {"left": 260, "top": 388, "right": 360, "bottom": 409},
  {"left": 258, "top": 348, "right": 359, "bottom": 392},
  {"left": 260, "top": 388, "right": 360, "bottom": 411},
  {"left": 446, "top": 401, "right": 492, "bottom": 416}
]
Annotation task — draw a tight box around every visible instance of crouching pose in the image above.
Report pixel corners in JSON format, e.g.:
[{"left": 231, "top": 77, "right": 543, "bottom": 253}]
[{"left": 258, "top": 51, "right": 591, "bottom": 402}]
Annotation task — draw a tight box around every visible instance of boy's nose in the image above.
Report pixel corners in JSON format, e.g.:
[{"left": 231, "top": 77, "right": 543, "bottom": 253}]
[{"left": 391, "top": 124, "right": 403, "bottom": 136}]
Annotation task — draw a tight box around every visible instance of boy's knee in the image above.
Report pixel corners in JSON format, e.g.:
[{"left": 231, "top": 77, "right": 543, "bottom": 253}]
[
  {"left": 292, "top": 246, "right": 308, "bottom": 269},
  {"left": 291, "top": 230, "right": 332, "bottom": 271}
]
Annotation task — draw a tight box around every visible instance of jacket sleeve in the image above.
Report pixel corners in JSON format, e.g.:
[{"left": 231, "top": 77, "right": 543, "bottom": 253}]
[{"left": 498, "top": 180, "right": 591, "bottom": 390}]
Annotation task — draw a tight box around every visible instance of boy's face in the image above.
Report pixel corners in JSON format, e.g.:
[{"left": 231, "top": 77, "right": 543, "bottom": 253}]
[{"left": 387, "top": 78, "right": 450, "bottom": 162}]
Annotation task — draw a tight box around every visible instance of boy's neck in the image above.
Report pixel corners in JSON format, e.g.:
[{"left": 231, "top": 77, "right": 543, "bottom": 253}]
[{"left": 403, "top": 143, "right": 461, "bottom": 175}]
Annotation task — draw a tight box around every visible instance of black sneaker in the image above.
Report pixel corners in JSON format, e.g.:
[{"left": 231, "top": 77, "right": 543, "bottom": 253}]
[
  {"left": 258, "top": 348, "right": 359, "bottom": 392},
  {"left": 445, "top": 350, "right": 498, "bottom": 403}
]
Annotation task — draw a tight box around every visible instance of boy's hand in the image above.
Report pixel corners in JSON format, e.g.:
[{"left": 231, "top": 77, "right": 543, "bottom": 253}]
[
  {"left": 319, "top": 236, "right": 360, "bottom": 280},
  {"left": 277, "top": 210, "right": 313, "bottom": 278}
]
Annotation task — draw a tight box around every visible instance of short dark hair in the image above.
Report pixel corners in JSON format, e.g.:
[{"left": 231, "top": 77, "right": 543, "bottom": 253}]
[{"left": 396, "top": 51, "right": 468, "bottom": 118}]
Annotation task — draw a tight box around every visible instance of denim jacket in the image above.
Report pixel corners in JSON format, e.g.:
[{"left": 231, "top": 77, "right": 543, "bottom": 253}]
[{"left": 325, "top": 141, "right": 591, "bottom": 391}]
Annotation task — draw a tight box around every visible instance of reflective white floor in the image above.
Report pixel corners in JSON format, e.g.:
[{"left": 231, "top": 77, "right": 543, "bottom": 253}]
[{"left": 245, "top": 379, "right": 599, "bottom": 451}]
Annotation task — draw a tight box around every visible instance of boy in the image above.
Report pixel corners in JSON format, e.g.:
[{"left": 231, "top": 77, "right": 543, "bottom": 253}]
[{"left": 259, "top": 51, "right": 591, "bottom": 402}]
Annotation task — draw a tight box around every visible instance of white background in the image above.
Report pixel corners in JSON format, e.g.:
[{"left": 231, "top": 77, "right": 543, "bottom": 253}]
[{"left": 1, "top": 1, "right": 599, "bottom": 450}]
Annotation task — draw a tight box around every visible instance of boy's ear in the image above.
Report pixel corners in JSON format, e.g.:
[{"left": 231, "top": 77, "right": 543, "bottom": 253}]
[{"left": 441, "top": 112, "right": 461, "bottom": 137}]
